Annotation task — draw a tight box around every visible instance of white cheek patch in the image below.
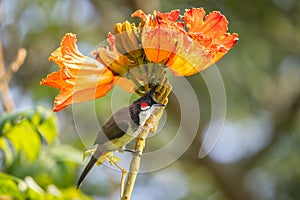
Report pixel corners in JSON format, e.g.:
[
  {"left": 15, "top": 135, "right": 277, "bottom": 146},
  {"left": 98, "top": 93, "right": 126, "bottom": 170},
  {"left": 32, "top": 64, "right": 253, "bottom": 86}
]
[
  {"left": 141, "top": 106, "right": 150, "bottom": 111},
  {"left": 139, "top": 106, "right": 156, "bottom": 127}
]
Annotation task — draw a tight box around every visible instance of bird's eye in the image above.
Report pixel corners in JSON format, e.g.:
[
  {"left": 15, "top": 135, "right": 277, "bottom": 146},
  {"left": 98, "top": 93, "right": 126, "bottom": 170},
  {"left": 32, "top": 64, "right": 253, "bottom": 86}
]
[{"left": 140, "top": 102, "right": 150, "bottom": 110}]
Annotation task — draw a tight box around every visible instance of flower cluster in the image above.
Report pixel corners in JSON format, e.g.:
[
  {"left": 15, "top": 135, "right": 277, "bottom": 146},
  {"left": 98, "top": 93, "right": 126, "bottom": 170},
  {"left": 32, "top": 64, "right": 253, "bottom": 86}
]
[
  {"left": 41, "top": 8, "right": 238, "bottom": 111},
  {"left": 132, "top": 8, "right": 238, "bottom": 76}
]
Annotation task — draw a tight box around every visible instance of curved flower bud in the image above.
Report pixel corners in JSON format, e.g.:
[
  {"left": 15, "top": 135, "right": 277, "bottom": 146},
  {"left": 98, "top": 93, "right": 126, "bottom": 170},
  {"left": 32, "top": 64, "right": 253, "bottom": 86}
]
[
  {"left": 93, "top": 33, "right": 134, "bottom": 76},
  {"left": 113, "top": 21, "right": 143, "bottom": 59}
]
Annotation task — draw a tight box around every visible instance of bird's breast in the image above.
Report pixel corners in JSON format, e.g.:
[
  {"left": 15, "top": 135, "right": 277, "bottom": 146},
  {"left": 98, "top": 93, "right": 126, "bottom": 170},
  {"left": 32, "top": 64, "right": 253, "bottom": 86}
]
[{"left": 99, "top": 127, "right": 140, "bottom": 152}]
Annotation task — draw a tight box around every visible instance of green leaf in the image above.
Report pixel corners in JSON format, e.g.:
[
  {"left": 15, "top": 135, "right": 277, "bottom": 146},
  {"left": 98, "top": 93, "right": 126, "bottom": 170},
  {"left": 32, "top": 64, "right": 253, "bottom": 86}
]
[
  {"left": 0, "top": 138, "right": 13, "bottom": 166},
  {"left": 23, "top": 176, "right": 47, "bottom": 200},
  {"left": 0, "top": 106, "right": 58, "bottom": 165},
  {"left": 5, "top": 119, "right": 41, "bottom": 162},
  {"left": 0, "top": 173, "right": 23, "bottom": 199},
  {"left": 34, "top": 106, "right": 58, "bottom": 144},
  {"left": 0, "top": 172, "right": 93, "bottom": 199},
  {"left": 59, "top": 187, "right": 93, "bottom": 200},
  {"left": 33, "top": 145, "right": 83, "bottom": 188}
]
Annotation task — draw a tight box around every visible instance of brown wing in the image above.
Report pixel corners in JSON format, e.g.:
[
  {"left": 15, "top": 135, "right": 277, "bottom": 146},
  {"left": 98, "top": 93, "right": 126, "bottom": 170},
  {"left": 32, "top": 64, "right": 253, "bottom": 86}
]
[{"left": 93, "top": 117, "right": 129, "bottom": 145}]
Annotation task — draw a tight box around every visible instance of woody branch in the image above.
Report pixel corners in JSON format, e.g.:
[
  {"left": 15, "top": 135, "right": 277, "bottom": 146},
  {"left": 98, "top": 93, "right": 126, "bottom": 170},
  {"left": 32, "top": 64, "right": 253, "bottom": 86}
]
[
  {"left": 122, "top": 81, "right": 171, "bottom": 200},
  {"left": 0, "top": 38, "right": 27, "bottom": 112}
]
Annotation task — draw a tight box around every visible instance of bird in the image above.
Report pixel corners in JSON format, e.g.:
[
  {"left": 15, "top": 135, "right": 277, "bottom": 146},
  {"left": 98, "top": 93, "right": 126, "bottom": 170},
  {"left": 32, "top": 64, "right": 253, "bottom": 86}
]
[{"left": 76, "top": 86, "right": 164, "bottom": 188}]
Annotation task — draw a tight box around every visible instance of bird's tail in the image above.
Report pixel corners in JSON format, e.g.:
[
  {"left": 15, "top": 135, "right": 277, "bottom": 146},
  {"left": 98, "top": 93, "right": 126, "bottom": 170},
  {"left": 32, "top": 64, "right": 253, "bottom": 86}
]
[{"left": 76, "top": 149, "right": 102, "bottom": 189}]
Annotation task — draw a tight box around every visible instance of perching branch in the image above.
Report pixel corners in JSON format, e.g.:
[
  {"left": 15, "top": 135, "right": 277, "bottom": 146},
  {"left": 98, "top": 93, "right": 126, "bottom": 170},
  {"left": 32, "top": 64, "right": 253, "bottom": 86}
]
[
  {"left": 121, "top": 125, "right": 151, "bottom": 200},
  {"left": 121, "top": 83, "right": 171, "bottom": 200},
  {"left": 0, "top": 38, "right": 27, "bottom": 112}
]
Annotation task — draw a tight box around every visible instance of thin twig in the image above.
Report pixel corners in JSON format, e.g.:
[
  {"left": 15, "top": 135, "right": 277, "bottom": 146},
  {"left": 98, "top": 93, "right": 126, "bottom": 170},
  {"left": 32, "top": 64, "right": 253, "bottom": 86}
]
[
  {"left": 0, "top": 48, "right": 27, "bottom": 83},
  {"left": 0, "top": 39, "right": 27, "bottom": 112},
  {"left": 0, "top": 39, "right": 6, "bottom": 82},
  {"left": 106, "top": 155, "right": 128, "bottom": 199}
]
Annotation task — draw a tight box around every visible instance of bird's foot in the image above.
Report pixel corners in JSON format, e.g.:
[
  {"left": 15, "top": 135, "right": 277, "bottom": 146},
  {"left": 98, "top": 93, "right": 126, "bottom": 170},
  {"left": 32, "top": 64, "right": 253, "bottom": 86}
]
[
  {"left": 118, "top": 147, "right": 142, "bottom": 157},
  {"left": 124, "top": 149, "right": 137, "bottom": 153},
  {"left": 128, "top": 149, "right": 142, "bottom": 157}
]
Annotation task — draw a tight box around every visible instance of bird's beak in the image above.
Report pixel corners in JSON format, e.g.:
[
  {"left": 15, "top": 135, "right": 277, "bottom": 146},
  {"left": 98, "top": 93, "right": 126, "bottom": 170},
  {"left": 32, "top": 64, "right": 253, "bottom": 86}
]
[{"left": 154, "top": 103, "right": 165, "bottom": 107}]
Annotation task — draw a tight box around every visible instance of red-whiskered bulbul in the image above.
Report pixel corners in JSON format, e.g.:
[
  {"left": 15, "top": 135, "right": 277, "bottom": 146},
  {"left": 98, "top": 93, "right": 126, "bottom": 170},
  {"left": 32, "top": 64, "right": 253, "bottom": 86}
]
[{"left": 77, "top": 86, "right": 164, "bottom": 188}]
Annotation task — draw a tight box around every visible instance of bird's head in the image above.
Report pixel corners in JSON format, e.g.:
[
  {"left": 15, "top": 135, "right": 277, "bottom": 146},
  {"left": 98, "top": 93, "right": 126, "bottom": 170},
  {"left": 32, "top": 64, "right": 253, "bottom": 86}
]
[
  {"left": 132, "top": 85, "right": 165, "bottom": 126},
  {"left": 135, "top": 85, "right": 165, "bottom": 111}
]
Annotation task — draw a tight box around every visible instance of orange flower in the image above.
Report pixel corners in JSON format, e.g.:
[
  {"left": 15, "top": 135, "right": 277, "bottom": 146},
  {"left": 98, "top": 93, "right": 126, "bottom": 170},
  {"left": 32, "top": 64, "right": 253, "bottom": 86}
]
[
  {"left": 41, "top": 33, "right": 118, "bottom": 111},
  {"left": 42, "top": 7, "right": 238, "bottom": 111},
  {"left": 132, "top": 9, "right": 182, "bottom": 64},
  {"left": 132, "top": 8, "right": 238, "bottom": 76}
]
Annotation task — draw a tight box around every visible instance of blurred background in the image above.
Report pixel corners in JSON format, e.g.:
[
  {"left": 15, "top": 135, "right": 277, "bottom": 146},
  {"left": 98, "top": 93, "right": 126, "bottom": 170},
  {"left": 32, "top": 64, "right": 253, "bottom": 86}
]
[{"left": 0, "top": 0, "right": 300, "bottom": 199}]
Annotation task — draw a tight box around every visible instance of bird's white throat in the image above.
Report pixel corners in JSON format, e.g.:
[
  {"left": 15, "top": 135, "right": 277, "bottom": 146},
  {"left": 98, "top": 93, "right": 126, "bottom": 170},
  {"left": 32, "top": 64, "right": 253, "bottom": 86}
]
[{"left": 138, "top": 106, "right": 156, "bottom": 127}]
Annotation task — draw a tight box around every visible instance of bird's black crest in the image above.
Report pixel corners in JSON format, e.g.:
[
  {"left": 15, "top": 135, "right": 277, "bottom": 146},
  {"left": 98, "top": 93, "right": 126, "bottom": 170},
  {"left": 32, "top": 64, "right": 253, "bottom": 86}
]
[{"left": 134, "top": 85, "right": 159, "bottom": 105}]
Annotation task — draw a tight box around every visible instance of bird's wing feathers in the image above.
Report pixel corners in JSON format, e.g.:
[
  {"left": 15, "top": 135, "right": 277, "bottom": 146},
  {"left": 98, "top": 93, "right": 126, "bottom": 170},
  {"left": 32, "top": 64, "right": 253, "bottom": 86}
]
[
  {"left": 78, "top": 119, "right": 129, "bottom": 188},
  {"left": 94, "top": 118, "right": 129, "bottom": 145}
]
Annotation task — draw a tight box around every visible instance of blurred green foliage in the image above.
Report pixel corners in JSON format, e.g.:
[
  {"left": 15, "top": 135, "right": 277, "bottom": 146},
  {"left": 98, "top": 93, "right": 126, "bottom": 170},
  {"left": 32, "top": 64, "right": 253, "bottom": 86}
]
[
  {"left": 0, "top": 172, "right": 92, "bottom": 199},
  {"left": 0, "top": 106, "right": 57, "bottom": 165},
  {"left": 0, "top": 106, "right": 92, "bottom": 199}
]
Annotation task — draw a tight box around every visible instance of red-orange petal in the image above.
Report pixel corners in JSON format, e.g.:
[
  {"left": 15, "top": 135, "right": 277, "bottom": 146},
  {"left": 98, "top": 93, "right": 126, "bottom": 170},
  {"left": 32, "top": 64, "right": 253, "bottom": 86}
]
[
  {"left": 184, "top": 8, "right": 206, "bottom": 33},
  {"left": 200, "top": 11, "right": 228, "bottom": 38},
  {"left": 42, "top": 33, "right": 116, "bottom": 111},
  {"left": 53, "top": 81, "right": 114, "bottom": 112},
  {"left": 142, "top": 26, "right": 176, "bottom": 63},
  {"left": 155, "top": 9, "right": 180, "bottom": 22},
  {"left": 180, "top": 8, "right": 239, "bottom": 73},
  {"left": 114, "top": 76, "right": 136, "bottom": 93},
  {"left": 134, "top": 10, "right": 181, "bottom": 63},
  {"left": 40, "top": 71, "right": 63, "bottom": 89},
  {"left": 185, "top": 8, "right": 228, "bottom": 38},
  {"left": 131, "top": 9, "right": 147, "bottom": 20},
  {"left": 167, "top": 41, "right": 213, "bottom": 76}
]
